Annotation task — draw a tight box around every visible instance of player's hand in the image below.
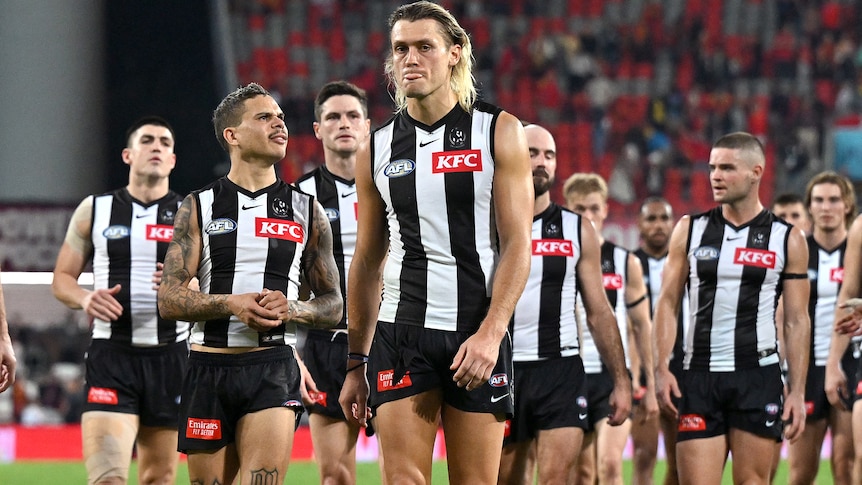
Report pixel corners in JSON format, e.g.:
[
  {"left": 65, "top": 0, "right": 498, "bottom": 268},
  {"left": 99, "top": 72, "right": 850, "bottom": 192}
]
[
  {"left": 825, "top": 363, "right": 849, "bottom": 411},
  {"left": 151, "top": 262, "right": 164, "bottom": 290},
  {"left": 258, "top": 288, "right": 296, "bottom": 323},
  {"left": 296, "top": 354, "right": 319, "bottom": 407},
  {"left": 228, "top": 292, "right": 281, "bottom": 331},
  {"left": 634, "top": 388, "right": 660, "bottom": 424},
  {"left": 339, "top": 366, "right": 371, "bottom": 428},
  {"left": 607, "top": 380, "right": 633, "bottom": 426},
  {"left": 836, "top": 299, "right": 862, "bottom": 335},
  {"left": 782, "top": 390, "right": 806, "bottom": 442},
  {"left": 450, "top": 326, "right": 501, "bottom": 391},
  {"left": 0, "top": 339, "right": 16, "bottom": 393},
  {"left": 81, "top": 284, "right": 124, "bottom": 322},
  {"left": 655, "top": 367, "right": 681, "bottom": 418}
]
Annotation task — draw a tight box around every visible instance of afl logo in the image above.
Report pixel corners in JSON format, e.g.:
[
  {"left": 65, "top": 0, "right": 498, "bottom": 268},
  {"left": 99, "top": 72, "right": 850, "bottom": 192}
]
[
  {"left": 102, "top": 225, "right": 130, "bottom": 239},
  {"left": 384, "top": 159, "right": 415, "bottom": 178},
  {"left": 205, "top": 218, "right": 237, "bottom": 235},
  {"left": 693, "top": 246, "right": 719, "bottom": 260},
  {"left": 325, "top": 208, "right": 339, "bottom": 221},
  {"left": 489, "top": 374, "right": 508, "bottom": 387}
]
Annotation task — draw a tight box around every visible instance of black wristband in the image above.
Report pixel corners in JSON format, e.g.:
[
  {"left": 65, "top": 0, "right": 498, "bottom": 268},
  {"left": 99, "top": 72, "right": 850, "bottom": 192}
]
[
  {"left": 347, "top": 361, "right": 367, "bottom": 373},
  {"left": 347, "top": 352, "right": 369, "bottom": 362}
]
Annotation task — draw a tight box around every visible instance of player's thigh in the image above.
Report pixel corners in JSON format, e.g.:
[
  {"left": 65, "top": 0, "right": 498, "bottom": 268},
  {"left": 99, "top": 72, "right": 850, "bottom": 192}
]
[
  {"left": 728, "top": 428, "right": 779, "bottom": 483},
  {"left": 187, "top": 444, "right": 239, "bottom": 485},
  {"left": 441, "top": 403, "right": 507, "bottom": 484},
  {"left": 235, "top": 407, "right": 298, "bottom": 478},
  {"left": 135, "top": 425, "right": 179, "bottom": 475},
  {"left": 676, "top": 435, "right": 728, "bottom": 485},
  {"left": 308, "top": 413, "right": 360, "bottom": 464},
  {"left": 499, "top": 440, "right": 536, "bottom": 485},
  {"left": 787, "top": 418, "right": 826, "bottom": 479},
  {"left": 81, "top": 411, "right": 138, "bottom": 460},
  {"left": 536, "top": 427, "right": 584, "bottom": 481},
  {"left": 595, "top": 417, "right": 633, "bottom": 460},
  {"left": 374, "top": 390, "right": 442, "bottom": 482}
]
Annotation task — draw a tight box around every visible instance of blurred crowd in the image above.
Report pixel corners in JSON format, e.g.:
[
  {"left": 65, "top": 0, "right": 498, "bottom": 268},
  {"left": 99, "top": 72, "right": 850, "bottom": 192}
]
[
  {"left": 230, "top": 0, "right": 862, "bottom": 209},
  {"left": 0, "top": 325, "right": 88, "bottom": 425}
]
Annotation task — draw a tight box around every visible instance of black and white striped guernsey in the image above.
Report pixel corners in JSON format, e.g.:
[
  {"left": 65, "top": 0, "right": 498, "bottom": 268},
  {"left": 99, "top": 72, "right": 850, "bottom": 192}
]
[
  {"left": 294, "top": 166, "right": 356, "bottom": 330},
  {"left": 807, "top": 235, "right": 849, "bottom": 366},
  {"left": 192, "top": 177, "right": 312, "bottom": 348},
  {"left": 371, "top": 103, "right": 501, "bottom": 333},
  {"left": 577, "top": 240, "right": 630, "bottom": 373},
  {"left": 685, "top": 208, "right": 789, "bottom": 371},
  {"left": 510, "top": 203, "right": 582, "bottom": 361},
  {"left": 90, "top": 188, "right": 188, "bottom": 345},
  {"left": 634, "top": 248, "right": 688, "bottom": 365}
]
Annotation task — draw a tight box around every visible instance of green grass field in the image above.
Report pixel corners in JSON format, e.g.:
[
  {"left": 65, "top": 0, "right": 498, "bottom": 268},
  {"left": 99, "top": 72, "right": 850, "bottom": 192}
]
[{"left": 0, "top": 459, "right": 838, "bottom": 484}]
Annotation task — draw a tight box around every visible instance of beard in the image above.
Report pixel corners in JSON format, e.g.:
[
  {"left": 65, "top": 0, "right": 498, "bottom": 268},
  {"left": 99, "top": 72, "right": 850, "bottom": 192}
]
[{"left": 533, "top": 169, "right": 553, "bottom": 197}]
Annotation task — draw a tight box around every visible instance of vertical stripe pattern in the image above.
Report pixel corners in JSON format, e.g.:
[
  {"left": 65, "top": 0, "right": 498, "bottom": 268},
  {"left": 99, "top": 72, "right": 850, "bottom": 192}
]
[
  {"left": 193, "top": 177, "right": 310, "bottom": 348},
  {"left": 371, "top": 103, "right": 501, "bottom": 332},
  {"left": 90, "top": 188, "right": 188, "bottom": 345}
]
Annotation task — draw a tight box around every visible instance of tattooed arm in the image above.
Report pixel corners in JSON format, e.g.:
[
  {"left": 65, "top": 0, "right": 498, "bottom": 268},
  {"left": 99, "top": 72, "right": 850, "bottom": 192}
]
[
  {"left": 259, "top": 200, "right": 342, "bottom": 329},
  {"left": 157, "top": 194, "right": 282, "bottom": 331}
]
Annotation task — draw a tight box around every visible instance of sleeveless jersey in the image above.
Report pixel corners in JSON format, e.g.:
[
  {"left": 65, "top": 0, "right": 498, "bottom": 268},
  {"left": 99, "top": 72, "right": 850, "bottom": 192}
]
[
  {"left": 192, "top": 177, "right": 312, "bottom": 348},
  {"left": 685, "top": 208, "right": 789, "bottom": 371},
  {"left": 634, "top": 248, "right": 688, "bottom": 365},
  {"left": 294, "top": 166, "right": 356, "bottom": 329},
  {"left": 807, "top": 235, "right": 849, "bottom": 366},
  {"left": 371, "top": 103, "right": 501, "bottom": 332},
  {"left": 578, "top": 240, "right": 630, "bottom": 373},
  {"left": 510, "top": 203, "right": 582, "bottom": 361},
  {"left": 90, "top": 188, "right": 189, "bottom": 346}
]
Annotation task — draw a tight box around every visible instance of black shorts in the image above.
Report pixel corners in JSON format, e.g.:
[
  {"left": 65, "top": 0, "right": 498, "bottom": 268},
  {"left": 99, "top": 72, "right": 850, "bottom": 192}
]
[
  {"left": 302, "top": 329, "right": 350, "bottom": 419},
  {"left": 82, "top": 339, "right": 187, "bottom": 427},
  {"left": 504, "top": 356, "right": 588, "bottom": 445},
  {"left": 369, "top": 321, "right": 514, "bottom": 417},
  {"left": 583, "top": 368, "right": 622, "bottom": 430},
  {"left": 677, "top": 365, "right": 783, "bottom": 442},
  {"left": 177, "top": 347, "right": 303, "bottom": 453}
]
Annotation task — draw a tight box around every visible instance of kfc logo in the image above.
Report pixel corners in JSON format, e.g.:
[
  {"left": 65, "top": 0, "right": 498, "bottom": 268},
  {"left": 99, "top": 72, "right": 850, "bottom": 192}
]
[
  {"left": 255, "top": 218, "right": 304, "bottom": 242},
  {"left": 432, "top": 149, "right": 483, "bottom": 173},
  {"left": 603, "top": 274, "right": 623, "bottom": 290},
  {"left": 146, "top": 224, "right": 173, "bottom": 242},
  {"left": 186, "top": 418, "right": 222, "bottom": 440},
  {"left": 532, "top": 239, "right": 574, "bottom": 257},
  {"left": 377, "top": 369, "right": 412, "bottom": 392},
  {"left": 733, "top": 248, "right": 776, "bottom": 269},
  {"left": 831, "top": 267, "right": 844, "bottom": 283}
]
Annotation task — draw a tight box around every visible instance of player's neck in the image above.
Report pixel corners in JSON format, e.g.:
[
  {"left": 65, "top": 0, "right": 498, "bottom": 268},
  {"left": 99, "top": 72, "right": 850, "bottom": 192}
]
[
  {"left": 639, "top": 244, "right": 668, "bottom": 259},
  {"left": 813, "top": 226, "right": 847, "bottom": 250},
  {"left": 227, "top": 161, "right": 277, "bottom": 192},
  {"left": 126, "top": 177, "right": 169, "bottom": 204},
  {"left": 325, "top": 155, "right": 356, "bottom": 181},
  {"left": 406, "top": 91, "right": 457, "bottom": 126},
  {"left": 721, "top": 198, "right": 764, "bottom": 226},
  {"left": 533, "top": 193, "right": 551, "bottom": 216}
]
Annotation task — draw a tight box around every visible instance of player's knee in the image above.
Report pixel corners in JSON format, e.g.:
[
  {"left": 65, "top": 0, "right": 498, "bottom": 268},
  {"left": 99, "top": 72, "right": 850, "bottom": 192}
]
[{"left": 138, "top": 464, "right": 177, "bottom": 485}]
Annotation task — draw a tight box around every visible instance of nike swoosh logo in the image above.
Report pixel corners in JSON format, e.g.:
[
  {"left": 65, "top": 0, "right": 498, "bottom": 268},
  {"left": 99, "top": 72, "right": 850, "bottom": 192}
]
[
  {"left": 490, "top": 393, "right": 509, "bottom": 403},
  {"left": 341, "top": 191, "right": 356, "bottom": 198},
  {"left": 419, "top": 139, "right": 439, "bottom": 147},
  {"left": 579, "top": 413, "right": 588, "bottom": 420},
  {"left": 765, "top": 420, "right": 775, "bottom": 427},
  {"left": 242, "top": 204, "right": 262, "bottom": 210},
  {"left": 135, "top": 214, "right": 149, "bottom": 218},
  {"left": 726, "top": 236, "right": 743, "bottom": 241}
]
